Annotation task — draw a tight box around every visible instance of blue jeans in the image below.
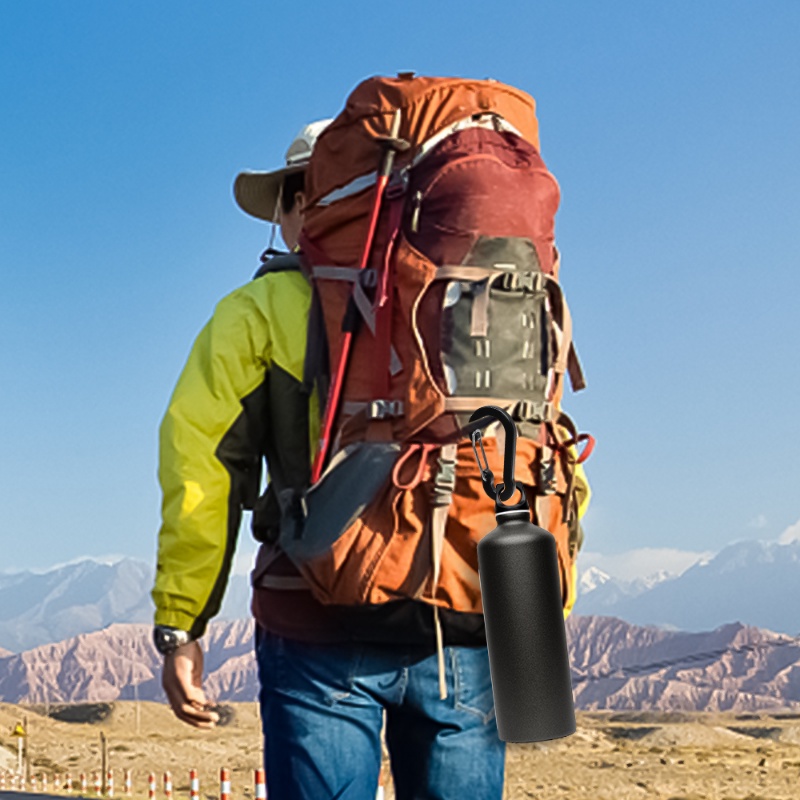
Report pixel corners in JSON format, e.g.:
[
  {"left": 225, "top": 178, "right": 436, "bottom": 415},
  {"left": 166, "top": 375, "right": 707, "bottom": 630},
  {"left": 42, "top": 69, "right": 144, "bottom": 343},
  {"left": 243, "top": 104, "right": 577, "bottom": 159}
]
[{"left": 255, "top": 627, "right": 505, "bottom": 800}]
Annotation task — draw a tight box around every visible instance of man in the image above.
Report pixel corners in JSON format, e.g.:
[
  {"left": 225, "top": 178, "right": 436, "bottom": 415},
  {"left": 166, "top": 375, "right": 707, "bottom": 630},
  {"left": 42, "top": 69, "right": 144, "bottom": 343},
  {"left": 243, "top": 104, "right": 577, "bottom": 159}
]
[
  {"left": 152, "top": 119, "right": 506, "bottom": 799},
  {"left": 151, "top": 118, "right": 329, "bottom": 726}
]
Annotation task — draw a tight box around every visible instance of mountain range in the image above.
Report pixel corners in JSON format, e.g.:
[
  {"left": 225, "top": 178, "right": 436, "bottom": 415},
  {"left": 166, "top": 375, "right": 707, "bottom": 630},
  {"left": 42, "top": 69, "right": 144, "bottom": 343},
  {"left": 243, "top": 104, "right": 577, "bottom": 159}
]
[
  {"left": 1, "top": 617, "right": 798, "bottom": 712},
  {"left": 569, "top": 615, "right": 800, "bottom": 711},
  {"left": 0, "top": 558, "right": 251, "bottom": 653},
  {"left": 573, "top": 538, "right": 800, "bottom": 635},
  {"left": 2, "top": 537, "right": 798, "bottom": 655},
  {"left": 0, "top": 619, "right": 256, "bottom": 706}
]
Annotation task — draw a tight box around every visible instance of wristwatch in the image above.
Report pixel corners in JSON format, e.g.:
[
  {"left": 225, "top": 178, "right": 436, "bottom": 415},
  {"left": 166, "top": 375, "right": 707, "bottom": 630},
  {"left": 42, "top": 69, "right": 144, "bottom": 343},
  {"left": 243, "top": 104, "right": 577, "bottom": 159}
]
[{"left": 153, "top": 625, "right": 193, "bottom": 656}]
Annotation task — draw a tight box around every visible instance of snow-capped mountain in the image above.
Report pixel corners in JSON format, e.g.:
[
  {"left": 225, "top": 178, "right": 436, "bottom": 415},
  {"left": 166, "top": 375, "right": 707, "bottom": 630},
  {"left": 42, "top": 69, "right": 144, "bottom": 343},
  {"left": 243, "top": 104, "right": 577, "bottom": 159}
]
[
  {"left": 4, "top": 536, "right": 800, "bottom": 653},
  {"left": 578, "top": 566, "right": 613, "bottom": 594},
  {"left": 0, "top": 558, "right": 251, "bottom": 652},
  {"left": 574, "top": 566, "right": 676, "bottom": 615},
  {"left": 574, "top": 539, "right": 800, "bottom": 634}
]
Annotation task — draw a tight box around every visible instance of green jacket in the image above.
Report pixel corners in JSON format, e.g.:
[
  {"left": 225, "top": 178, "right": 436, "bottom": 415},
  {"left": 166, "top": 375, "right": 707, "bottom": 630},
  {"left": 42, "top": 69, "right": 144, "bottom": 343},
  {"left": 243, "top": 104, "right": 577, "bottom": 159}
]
[{"left": 152, "top": 267, "right": 319, "bottom": 638}]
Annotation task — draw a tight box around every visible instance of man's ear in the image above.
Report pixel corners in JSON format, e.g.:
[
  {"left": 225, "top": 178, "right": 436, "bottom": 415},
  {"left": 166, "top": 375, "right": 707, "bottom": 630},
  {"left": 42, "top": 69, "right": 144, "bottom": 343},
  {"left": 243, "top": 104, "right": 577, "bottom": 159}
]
[{"left": 295, "top": 191, "right": 307, "bottom": 213}]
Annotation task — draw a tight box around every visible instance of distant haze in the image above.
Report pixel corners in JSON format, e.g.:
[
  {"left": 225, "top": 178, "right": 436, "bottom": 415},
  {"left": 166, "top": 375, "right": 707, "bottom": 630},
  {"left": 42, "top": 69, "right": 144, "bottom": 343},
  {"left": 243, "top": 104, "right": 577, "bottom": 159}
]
[
  {"left": 2, "top": 539, "right": 800, "bottom": 653},
  {"left": 0, "top": 558, "right": 251, "bottom": 653},
  {"left": 574, "top": 539, "right": 800, "bottom": 635}
]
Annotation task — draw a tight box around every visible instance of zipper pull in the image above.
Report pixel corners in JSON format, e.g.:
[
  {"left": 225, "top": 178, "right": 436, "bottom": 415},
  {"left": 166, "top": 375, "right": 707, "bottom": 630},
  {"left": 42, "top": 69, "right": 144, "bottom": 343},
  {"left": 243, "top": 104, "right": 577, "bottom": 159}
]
[{"left": 410, "top": 190, "right": 423, "bottom": 233}]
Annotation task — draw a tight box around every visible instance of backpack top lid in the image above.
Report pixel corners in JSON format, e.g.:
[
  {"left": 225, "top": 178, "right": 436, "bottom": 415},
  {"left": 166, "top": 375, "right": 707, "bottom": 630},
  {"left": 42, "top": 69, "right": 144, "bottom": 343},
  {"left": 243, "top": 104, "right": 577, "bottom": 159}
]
[{"left": 304, "top": 75, "right": 541, "bottom": 211}]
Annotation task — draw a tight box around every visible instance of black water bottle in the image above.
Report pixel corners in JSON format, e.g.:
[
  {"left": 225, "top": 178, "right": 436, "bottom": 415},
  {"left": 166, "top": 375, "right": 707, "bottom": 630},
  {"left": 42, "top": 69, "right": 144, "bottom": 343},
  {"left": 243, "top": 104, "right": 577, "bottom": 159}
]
[{"left": 469, "top": 406, "right": 576, "bottom": 743}]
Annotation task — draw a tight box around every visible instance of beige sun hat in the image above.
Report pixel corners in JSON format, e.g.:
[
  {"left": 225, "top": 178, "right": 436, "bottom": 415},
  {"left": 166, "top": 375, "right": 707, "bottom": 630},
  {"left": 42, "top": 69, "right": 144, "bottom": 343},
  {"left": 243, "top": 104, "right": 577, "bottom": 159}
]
[{"left": 234, "top": 118, "right": 333, "bottom": 223}]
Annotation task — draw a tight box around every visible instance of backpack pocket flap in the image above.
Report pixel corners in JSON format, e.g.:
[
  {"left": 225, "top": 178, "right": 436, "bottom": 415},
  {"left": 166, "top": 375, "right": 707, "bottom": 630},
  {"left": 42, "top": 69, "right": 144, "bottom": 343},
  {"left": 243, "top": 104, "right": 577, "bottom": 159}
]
[{"left": 280, "top": 442, "right": 402, "bottom": 563}]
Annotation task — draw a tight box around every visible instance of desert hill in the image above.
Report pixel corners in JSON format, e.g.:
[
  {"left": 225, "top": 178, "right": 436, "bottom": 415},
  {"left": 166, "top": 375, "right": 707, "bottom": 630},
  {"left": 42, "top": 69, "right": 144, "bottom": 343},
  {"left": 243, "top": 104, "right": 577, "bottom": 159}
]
[
  {"left": 2, "top": 616, "right": 799, "bottom": 712},
  {"left": 569, "top": 616, "right": 800, "bottom": 711},
  {"left": 0, "top": 619, "right": 255, "bottom": 706}
]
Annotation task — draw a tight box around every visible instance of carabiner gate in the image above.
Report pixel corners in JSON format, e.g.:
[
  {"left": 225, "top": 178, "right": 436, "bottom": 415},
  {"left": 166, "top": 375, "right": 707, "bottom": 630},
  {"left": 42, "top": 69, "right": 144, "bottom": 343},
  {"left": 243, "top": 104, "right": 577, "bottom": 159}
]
[
  {"left": 470, "top": 429, "right": 497, "bottom": 500},
  {"left": 468, "top": 405, "right": 519, "bottom": 504}
]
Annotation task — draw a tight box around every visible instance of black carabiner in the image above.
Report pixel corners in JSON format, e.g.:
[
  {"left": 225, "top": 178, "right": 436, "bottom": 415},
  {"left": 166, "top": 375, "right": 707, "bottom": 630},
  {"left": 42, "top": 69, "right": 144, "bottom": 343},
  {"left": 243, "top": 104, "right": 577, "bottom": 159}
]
[
  {"left": 468, "top": 405, "right": 518, "bottom": 503},
  {"left": 470, "top": 428, "right": 496, "bottom": 500}
]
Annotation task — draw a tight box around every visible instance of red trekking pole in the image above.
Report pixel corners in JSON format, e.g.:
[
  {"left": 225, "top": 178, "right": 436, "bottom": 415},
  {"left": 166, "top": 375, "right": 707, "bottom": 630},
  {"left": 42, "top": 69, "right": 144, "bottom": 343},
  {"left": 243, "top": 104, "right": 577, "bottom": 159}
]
[{"left": 311, "top": 109, "right": 405, "bottom": 484}]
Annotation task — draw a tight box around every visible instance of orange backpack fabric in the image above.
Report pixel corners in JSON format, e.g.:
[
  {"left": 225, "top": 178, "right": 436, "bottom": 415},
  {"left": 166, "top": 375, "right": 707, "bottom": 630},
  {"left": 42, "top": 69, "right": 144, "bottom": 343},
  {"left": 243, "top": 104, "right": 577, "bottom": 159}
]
[
  {"left": 304, "top": 75, "right": 542, "bottom": 266},
  {"left": 291, "top": 75, "right": 589, "bottom": 621},
  {"left": 296, "top": 434, "right": 586, "bottom": 616}
]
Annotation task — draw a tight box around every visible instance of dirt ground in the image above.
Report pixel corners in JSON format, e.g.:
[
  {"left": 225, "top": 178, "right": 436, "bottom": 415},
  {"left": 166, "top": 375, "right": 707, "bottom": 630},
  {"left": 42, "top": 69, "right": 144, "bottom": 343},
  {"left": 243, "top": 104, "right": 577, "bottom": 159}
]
[{"left": 2, "top": 702, "right": 800, "bottom": 800}]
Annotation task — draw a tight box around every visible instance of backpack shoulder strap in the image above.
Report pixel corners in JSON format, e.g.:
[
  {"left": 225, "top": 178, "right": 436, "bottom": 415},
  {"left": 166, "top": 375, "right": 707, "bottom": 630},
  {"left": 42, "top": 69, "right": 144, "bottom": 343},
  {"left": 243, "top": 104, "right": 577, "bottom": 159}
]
[{"left": 252, "top": 249, "right": 328, "bottom": 399}]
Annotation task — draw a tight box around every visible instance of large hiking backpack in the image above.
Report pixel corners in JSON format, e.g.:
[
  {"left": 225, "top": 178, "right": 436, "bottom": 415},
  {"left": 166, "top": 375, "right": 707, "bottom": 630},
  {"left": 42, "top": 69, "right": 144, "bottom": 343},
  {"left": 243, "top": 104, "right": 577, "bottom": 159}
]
[{"left": 285, "top": 75, "right": 591, "bottom": 624}]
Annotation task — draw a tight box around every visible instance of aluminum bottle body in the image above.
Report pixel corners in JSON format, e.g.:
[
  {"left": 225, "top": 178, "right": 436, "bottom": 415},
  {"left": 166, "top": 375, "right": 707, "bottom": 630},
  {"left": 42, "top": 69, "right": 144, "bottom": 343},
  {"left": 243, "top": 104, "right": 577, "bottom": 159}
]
[{"left": 478, "top": 516, "right": 576, "bottom": 742}]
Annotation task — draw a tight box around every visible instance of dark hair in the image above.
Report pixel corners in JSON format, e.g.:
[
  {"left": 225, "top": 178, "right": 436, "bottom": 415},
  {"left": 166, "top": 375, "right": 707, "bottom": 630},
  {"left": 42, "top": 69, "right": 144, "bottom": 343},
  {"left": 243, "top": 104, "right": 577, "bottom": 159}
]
[{"left": 281, "top": 171, "right": 306, "bottom": 215}]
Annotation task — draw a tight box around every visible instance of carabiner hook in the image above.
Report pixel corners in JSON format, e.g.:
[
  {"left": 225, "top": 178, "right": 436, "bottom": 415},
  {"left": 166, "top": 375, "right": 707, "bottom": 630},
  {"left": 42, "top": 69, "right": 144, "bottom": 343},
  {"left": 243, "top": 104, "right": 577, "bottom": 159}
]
[
  {"left": 468, "top": 405, "right": 518, "bottom": 503},
  {"left": 470, "top": 429, "right": 497, "bottom": 500}
]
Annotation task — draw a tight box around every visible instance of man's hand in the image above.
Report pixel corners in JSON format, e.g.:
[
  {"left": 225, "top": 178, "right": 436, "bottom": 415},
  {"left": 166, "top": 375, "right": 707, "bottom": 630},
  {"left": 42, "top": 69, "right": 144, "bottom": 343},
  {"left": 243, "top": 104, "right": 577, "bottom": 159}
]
[{"left": 161, "top": 640, "right": 220, "bottom": 729}]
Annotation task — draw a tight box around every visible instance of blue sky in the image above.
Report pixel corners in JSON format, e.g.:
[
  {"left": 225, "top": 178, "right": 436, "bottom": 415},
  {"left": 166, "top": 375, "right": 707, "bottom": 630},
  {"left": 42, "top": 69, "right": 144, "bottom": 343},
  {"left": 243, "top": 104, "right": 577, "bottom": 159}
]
[{"left": 1, "top": 2, "right": 799, "bottom": 577}]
